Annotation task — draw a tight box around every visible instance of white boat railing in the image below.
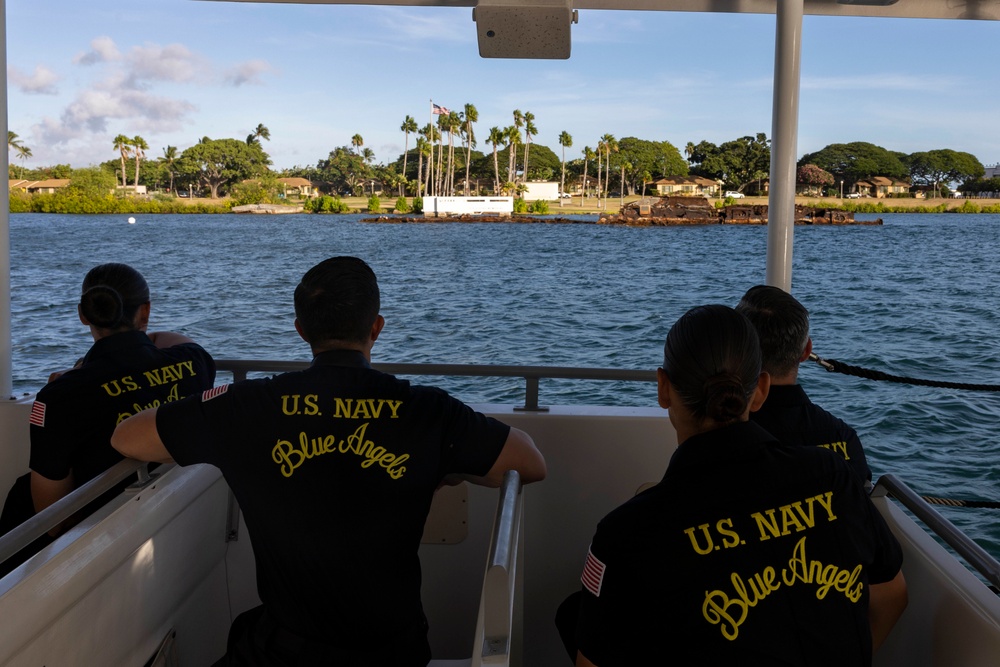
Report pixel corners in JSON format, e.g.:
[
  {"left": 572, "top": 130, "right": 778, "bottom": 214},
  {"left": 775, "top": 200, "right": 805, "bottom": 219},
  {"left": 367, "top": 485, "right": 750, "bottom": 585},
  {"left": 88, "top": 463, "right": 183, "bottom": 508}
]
[
  {"left": 872, "top": 474, "right": 1000, "bottom": 590},
  {"left": 0, "top": 459, "right": 149, "bottom": 565},
  {"left": 216, "top": 359, "right": 657, "bottom": 412}
]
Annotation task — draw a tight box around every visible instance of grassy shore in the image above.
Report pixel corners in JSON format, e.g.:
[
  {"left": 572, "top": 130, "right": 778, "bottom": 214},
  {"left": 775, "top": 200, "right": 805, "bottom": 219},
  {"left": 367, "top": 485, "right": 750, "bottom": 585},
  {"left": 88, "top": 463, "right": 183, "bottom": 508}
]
[{"left": 167, "top": 192, "right": 1000, "bottom": 215}]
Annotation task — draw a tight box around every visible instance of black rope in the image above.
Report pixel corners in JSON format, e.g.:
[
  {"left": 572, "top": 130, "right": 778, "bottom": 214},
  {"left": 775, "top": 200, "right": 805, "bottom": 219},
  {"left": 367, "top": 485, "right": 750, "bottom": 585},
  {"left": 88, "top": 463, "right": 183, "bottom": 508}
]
[
  {"left": 808, "top": 353, "right": 1000, "bottom": 392},
  {"left": 921, "top": 496, "right": 1000, "bottom": 510},
  {"left": 807, "top": 353, "right": 1000, "bottom": 508}
]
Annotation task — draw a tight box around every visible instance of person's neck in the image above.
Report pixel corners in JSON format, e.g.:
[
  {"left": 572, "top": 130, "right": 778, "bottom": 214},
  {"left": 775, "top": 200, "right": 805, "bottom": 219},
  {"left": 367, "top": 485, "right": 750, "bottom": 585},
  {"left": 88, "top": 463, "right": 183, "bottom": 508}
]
[
  {"left": 769, "top": 370, "right": 798, "bottom": 386},
  {"left": 311, "top": 341, "right": 371, "bottom": 362}
]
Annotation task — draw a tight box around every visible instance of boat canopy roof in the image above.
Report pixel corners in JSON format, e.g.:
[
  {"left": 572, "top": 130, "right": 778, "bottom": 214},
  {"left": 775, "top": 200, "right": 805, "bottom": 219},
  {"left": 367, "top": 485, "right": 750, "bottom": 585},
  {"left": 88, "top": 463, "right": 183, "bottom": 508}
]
[{"left": 210, "top": 0, "right": 1000, "bottom": 22}]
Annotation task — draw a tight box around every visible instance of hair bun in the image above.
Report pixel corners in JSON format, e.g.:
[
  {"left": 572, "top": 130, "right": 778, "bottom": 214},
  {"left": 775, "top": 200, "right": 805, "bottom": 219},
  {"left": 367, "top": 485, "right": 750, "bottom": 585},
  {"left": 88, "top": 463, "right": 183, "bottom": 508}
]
[{"left": 80, "top": 285, "right": 125, "bottom": 329}]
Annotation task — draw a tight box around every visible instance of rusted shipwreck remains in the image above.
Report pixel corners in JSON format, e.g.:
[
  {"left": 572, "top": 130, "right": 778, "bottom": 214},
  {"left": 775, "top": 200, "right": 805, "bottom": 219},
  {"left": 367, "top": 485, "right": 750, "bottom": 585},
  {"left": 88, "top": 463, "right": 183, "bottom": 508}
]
[{"left": 597, "top": 197, "right": 882, "bottom": 226}]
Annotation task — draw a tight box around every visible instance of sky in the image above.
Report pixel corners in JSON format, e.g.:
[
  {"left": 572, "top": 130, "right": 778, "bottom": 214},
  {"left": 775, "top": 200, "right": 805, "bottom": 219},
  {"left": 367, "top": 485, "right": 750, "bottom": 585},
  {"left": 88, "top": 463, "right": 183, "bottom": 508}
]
[{"left": 6, "top": 1, "right": 1000, "bottom": 173}]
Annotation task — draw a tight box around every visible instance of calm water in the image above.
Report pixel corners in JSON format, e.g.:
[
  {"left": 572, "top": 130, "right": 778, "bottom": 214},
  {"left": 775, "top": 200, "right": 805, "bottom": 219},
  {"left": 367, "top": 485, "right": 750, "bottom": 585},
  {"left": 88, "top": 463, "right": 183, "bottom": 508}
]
[{"left": 9, "top": 212, "right": 1000, "bottom": 558}]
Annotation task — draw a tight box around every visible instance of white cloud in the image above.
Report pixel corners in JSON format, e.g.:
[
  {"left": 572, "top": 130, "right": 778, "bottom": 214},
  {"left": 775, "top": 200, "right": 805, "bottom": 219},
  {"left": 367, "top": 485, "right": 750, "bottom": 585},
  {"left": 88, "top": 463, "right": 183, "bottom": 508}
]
[
  {"left": 223, "top": 59, "right": 274, "bottom": 87},
  {"left": 125, "top": 43, "right": 203, "bottom": 86},
  {"left": 8, "top": 65, "right": 59, "bottom": 95},
  {"left": 74, "top": 36, "right": 121, "bottom": 65}
]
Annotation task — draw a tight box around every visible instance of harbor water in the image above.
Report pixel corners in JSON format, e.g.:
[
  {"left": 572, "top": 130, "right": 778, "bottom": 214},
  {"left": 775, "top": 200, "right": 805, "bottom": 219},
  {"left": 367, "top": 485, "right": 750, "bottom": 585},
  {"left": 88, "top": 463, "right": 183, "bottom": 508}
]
[{"left": 9, "top": 211, "right": 1000, "bottom": 559}]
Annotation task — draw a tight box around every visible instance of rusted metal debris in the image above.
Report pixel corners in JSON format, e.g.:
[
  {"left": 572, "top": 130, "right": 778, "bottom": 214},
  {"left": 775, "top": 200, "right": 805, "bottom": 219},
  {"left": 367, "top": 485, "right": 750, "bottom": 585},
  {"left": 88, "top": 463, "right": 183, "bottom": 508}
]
[{"left": 597, "top": 197, "right": 882, "bottom": 226}]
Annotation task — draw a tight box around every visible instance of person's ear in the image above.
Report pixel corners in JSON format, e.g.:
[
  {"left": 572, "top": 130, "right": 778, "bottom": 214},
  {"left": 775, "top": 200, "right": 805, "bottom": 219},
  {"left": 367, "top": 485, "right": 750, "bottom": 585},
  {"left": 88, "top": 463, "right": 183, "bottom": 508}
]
[
  {"left": 656, "top": 367, "right": 671, "bottom": 409},
  {"left": 799, "top": 337, "right": 813, "bottom": 362},
  {"left": 749, "top": 372, "right": 771, "bottom": 412},
  {"left": 294, "top": 318, "right": 308, "bottom": 343},
  {"left": 370, "top": 314, "right": 385, "bottom": 343},
  {"left": 78, "top": 304, "right": 89, "bottom": 327},
  {"left": 135, "top": 303, "right": 151, "bottom": 331}
]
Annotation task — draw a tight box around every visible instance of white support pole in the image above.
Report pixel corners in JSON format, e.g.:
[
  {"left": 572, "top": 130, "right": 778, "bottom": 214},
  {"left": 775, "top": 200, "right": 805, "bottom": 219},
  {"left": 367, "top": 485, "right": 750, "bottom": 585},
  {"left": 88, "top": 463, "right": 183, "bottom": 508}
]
[
  {"left": 0, "top": 0, "right": 13, "bottom": 398},
  {"left": 765, "top": 0, "right": 803, "bottom": 293}
]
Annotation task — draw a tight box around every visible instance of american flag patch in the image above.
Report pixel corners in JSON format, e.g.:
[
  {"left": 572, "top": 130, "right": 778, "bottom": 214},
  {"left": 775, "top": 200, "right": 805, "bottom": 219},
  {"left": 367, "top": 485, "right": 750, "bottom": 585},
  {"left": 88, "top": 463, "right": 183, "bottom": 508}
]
[
  {"left": 581, "top": 546, "right": 606, "bottom": 597},
  {"left": 29, "top": 401, "right": 46, "bottom": 427},
  {"left": 202, "top": 385, "right": 230, "bottom": 402}
]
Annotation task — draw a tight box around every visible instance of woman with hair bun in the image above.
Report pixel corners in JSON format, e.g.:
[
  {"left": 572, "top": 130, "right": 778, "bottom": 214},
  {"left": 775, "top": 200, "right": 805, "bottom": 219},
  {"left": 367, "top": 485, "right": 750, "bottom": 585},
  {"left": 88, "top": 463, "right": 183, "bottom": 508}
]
[
  {"left": 569, "top": 305, "right": 907, "bottom": 667},
  {"left": 0, "top": 263, "right": 215, "bottom": 550}
]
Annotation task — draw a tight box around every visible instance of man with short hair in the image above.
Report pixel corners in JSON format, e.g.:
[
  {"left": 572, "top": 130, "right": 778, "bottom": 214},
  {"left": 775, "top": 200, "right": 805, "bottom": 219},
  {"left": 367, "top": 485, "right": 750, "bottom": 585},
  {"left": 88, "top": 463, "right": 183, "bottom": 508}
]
[
  {"left": 112, "top": 256, "right": 546, "bottom": 666},
  {"left": 736, "top": 284, "right": 872, "bottom": 483}
]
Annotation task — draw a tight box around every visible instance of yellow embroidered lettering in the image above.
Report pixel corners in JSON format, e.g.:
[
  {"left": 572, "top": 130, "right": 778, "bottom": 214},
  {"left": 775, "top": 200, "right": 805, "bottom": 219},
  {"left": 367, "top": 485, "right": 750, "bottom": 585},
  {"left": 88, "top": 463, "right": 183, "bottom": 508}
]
[
  {"left": 684, "top": 524, "right": 716, "bottom": 555},
  {"left": 303, "top": 394, "right": 321, "bottom": 415},
  {"left": 281, "top": 394, "right": 301, "bottom": 415},
  {"left": 751, "top": 509, "right": 781, "bottom": 541},
  {"left": 702, "top": 590, "right": 747, "bottom": 641},
  {"left": 333, "top": 398, "right": 354, "bottom": 418},
  {"left": 272, "top": 439, "right": 304, "bottom": 477},
  {"left": 352, "top": 400, "right": 372, "bottom": 420}
]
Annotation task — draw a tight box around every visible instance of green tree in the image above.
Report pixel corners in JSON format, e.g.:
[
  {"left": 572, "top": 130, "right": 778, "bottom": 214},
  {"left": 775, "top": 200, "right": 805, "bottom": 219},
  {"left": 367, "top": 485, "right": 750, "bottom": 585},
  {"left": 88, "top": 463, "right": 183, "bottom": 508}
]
[
  {"left": 247, "top": 123, "right": 271, "bottom": 146},
  {"left": 179, "top": 137, "right": 272, "bottom": 198},
  {"left": 907, "top": 149, "right": 984, "bottom": 190},
  {"left": 487, "top": 126, "right": 504, "bottom": 195},
  {"left": 462, "top": 103, "right": 478, "bottom": 195},
  {"left": 558, "top": 131, "right": 573, "bottom": 207},
  {"left": 616, "top": 137, "right": 687, "bottom": 192},
  {"left": 160, "top": 146, "right": 179, "bottom": 194},
  {"left": 399, "top": 115, "right": 418, "bottom": 196},
  {"left": 351, "top": 134, "right": 364, "bottom": 156},
  {"left": 316, "top": 146, "right": 369, "bottom": 196},
  {"left": 131, "top": 135, "right": 149, "bottom": 190},
  {"left": 798, "top": 141, "right": 907, "bottom": 185},
  {"left": 581, "top": 146, "right": 595, "bottom": 203},
  {"left": 67, "top": 166, "right": 117, "bottom": 199},
  {"left": 689, "top": 133, "right": 771, "bottom": 192},
  {"left": 113, "top": 134, "right": 131, "bottom": 187},
  {"left": 522, "top": 111, "right": 537, "bottom": 186}
]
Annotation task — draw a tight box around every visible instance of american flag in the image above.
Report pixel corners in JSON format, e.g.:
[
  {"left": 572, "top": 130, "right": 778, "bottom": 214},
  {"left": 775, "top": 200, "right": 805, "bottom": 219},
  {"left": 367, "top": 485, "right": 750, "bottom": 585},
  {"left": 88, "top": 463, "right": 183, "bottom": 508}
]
[
  {"left": 581, "top": 546, "right": 606, "bottom": 597},
  {"left": 431, "top": 103, "right": 450, "bottom": 115},
  {"left": 202, "top": 385, "right": 230, "bottom": 402},
  {"left": 29, "top": 400, "right": 46, "bottom": 427}
]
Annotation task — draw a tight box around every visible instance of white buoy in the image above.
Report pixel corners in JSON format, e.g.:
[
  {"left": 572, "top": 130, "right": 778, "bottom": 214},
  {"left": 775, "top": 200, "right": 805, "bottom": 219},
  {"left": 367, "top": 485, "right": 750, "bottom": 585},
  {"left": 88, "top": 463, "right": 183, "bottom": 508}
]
[{"left": 128, "top": 217, "right": 136, "bottom": 224}]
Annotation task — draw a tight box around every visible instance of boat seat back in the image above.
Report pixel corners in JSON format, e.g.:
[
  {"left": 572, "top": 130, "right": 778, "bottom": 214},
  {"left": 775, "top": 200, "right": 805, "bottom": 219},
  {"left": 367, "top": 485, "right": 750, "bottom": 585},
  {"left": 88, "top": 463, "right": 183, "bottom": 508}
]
[
  {"left": 0, "top": 398, "right": 34, "bottom": 517},
  {"left": 872, "top": 495, "right": 1000, "bottom": 667}
]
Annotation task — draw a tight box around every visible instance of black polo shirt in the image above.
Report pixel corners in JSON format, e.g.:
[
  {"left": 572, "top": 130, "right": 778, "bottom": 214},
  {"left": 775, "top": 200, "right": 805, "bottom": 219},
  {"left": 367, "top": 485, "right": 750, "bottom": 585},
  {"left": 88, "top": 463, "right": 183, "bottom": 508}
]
[
  {"left": 29, "top": 330, "right": 216, "bottom": 484},
  {"left": 751, "top": 383, "right": 872, "bottom": 482},
  {"left": 156, "top": 349, "right": 510, "bottom": 648},
  {"left": 576, "top": 421, "right": 901, "bottom": 667}
]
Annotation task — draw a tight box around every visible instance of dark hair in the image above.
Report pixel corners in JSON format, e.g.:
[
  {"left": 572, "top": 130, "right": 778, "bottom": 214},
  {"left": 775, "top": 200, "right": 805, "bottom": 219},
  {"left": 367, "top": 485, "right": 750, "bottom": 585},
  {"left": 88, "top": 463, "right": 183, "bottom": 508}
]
[
  {"left": 663, "top": 305, "right": 762, "bottom": 424},
  {"left": 293, "top": 257, "right": 380, "bottom": 346},
  {"left": 735, "top": 285, "right": 810, "bottom": 377},
  {"left": 79, "top": 263, "right": 150, "bottom": 330}
]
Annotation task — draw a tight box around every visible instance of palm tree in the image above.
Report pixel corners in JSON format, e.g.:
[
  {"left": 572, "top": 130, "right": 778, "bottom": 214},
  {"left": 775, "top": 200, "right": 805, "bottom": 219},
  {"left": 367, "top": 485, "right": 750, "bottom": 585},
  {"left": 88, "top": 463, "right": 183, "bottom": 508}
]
[
  {"left": 487, "top": 126, "right": 504, "bottom": 195},
  {"left": 684, "top": 141, "right": 695, "bottom": 164},
  {"left": 558, "top": 131, "right": 572, "bottom": 208},
  {"left": 462, "top": 103, "right": 478, "bottom": 195},
  {"left": 362, "top": 147, "right": 375, "bottom": 166},
  {"left": 253, "top": 123, "right": 270, "bottom": 142},
  {"left": 582, "top": 146, "right": 595, "bottom": 205},
  {"left": 505, "top": 125, "right": 521, "bottom": 184},
  {"left": 351, "top": 134, "right": 364, "bottom": 156},
  {"left": 9, "top": 133, "right": 31, "bottom": 179},
  {"left": 522, "top": 111, "right": 537, "bottom": 185},
  {"left": 400, "top": 115, "right": 418, "bottom": 196},
  {"left": 113, "top": 134, "right": 131, "bottom": 188},
  {"left": 601, "top": 134, "right": 617, "bottom": 210},
  {"left": 161, "top": 146, "right": 179, "bottom": 194},
  {"left": 131, "top": 135, "right": 149, "bottom": 190},
  {"left": 444, "top": 111, "right": 461, "bottom": 196},
  {"left": 619, "top": 159, "right": 632, "bottom": 208},
  {"left": 15, "top": 145, "right": 32, "bottom": 178},
  {"left": 596, "top": 139, "right": 604, "bottom": 208},
  {"left": 415, "top": 137, "right": 429, "bottom": 198}
]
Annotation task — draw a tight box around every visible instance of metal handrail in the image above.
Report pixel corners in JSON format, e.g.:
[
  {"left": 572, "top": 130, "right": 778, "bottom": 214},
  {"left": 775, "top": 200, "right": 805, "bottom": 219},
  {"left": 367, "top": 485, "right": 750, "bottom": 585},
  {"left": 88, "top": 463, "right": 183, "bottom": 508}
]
[
  {"left": 871, "top": 474, "right": 1000, "bottom": 589},
  {"left": 481, "top": 470, "right": 523, "bottom": 660},
  {"left": 215, "top": 359, "right": 657, "bottom": 411},
  {"left": 0, "top": 459, "right": 148, "bottom": 566}
]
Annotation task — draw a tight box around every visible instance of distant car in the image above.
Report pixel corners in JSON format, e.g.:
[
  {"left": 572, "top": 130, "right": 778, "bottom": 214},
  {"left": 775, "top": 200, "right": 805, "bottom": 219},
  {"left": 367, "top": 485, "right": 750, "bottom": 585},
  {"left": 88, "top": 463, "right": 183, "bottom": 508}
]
[
  {"left": 845, "top": 192, "right": 862, "bottom": 199},
  {"left": 559, "top": 192, "right": 572, "bottom": 198},
  {"left": 724, "top": 191, "right": 745, "bottom": 199}
]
